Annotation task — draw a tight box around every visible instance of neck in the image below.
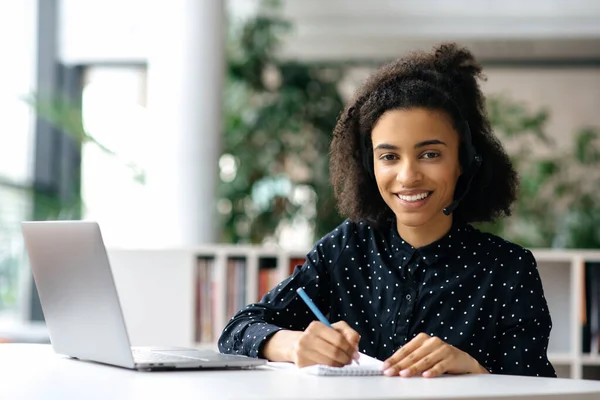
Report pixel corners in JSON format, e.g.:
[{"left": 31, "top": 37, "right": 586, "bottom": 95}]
[{"left": 396, "top": 215, "right": 454, "bottom": 249}]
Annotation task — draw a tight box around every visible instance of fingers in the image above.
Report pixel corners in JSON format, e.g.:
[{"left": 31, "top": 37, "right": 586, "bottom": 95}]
[
  {"left": 422, "top": 359, "right": 449, "bottom": 378},
  {"left": 332, "top": 321, "right": 361, "bottom": 350},
  {"left": 316, "top": 321, "right": 359, "bottom": 361},
  {"left": 383, "top": 334, "right": 448, "bottom": 377},
  {"left": 382, "top": 333, "right": 483, "bottom": 378},
  {"left": 295, "top": 336, "right": 348, "bottom": 367},
  {"left": 397, "top": 346, "right": 448, "bottom": 377},
  {"left": 383, "top": 333, "right": 431, "bottom": 371},
  {"left": 294, "top": 321, "right": 358, "bottom": 367}
]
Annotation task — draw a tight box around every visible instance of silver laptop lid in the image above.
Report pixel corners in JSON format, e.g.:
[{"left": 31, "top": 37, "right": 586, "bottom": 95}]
[{"left": 22, "top": 221, "right": 135, "bottom": 368}]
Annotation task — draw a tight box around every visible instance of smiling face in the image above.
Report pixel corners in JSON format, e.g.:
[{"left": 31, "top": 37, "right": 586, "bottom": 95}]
[{"left": 371, "top": 108, "right": 462, "bottom": 236}]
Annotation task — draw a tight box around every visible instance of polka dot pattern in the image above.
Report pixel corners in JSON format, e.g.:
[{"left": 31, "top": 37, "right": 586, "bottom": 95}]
[{"left": 218, "top": 219, "right": 556, "bottom": 378}]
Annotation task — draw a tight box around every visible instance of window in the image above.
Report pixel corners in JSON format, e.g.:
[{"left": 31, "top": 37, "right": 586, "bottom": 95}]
[
  {"left": 80, "top": 66, "right": 151, "bottom": 248},
  {"left": 0, "top": 0, "right": 36, "bottom": 320}
]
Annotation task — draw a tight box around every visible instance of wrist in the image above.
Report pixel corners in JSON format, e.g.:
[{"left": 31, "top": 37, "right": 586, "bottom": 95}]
[{"left": 262, "top": 330, "right": 302, "bottom": 362}]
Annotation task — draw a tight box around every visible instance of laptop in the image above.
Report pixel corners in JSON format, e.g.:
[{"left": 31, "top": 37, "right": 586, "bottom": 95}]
[{"left": 21, "top": 220, "right": 266, "bottom": 371}]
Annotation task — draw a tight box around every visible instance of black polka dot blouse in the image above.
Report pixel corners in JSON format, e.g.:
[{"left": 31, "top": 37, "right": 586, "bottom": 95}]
[{"left": 218, "top": 219, "right": 556, "bottom": 377}]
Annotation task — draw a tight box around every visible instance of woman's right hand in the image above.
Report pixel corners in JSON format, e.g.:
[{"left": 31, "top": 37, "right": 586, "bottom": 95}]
[{"left": 289, "top": 321, "right": 360, "bottom": 367}]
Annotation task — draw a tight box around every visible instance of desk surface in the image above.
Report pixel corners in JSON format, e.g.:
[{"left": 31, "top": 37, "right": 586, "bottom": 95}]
[{"left": 3, "top": 344, "right": 600, "bottom": 400}]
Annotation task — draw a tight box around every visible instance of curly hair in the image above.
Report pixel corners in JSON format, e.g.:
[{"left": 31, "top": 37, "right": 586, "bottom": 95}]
[{"left": 329, "top": 42, "right": 518, "bottom": 226}]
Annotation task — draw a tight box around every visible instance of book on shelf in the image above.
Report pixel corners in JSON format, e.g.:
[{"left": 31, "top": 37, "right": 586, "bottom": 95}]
[
  {"left": 582, "top": 262, "right": 600, "bottom": 354},
  {"left": 195, "top": 257, "right": 216, "bottom": 344},
  {"left": 226, "top": 257, "right": 247, "bottom": 321},
  {"left": 258, "top": 257, "right": 279, "bottom": 302},
  {"left": 256, "top": 257, "right": 307, "bottom": 301}
]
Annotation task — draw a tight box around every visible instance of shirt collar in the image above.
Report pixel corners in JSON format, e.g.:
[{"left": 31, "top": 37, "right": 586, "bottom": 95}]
[{"left": 388, "top": 218, "right": 473, "bottom": 266}]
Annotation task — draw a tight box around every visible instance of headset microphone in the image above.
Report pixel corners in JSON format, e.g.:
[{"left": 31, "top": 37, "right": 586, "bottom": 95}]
[{"left": 442, "top": 201, "right": 460, "bottom": 217}]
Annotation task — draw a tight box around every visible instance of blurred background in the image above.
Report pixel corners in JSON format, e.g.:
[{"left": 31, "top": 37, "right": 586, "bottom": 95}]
[{"left": 0, "top": 0, "right": 599, "bottom": 343}]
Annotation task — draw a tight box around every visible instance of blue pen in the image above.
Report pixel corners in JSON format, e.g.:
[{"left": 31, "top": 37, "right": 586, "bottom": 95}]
[{"left": 296, "top": 287, "right": 359, "bottom": 365}]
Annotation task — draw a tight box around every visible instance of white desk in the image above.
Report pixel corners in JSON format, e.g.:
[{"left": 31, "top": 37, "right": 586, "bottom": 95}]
[{"left": 3, "top": 344, "right": 600, "bottom": 400}]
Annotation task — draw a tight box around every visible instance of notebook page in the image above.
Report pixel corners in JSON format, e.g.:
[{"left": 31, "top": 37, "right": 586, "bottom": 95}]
[
  {"left": 357, "top": 352, "right": 385, "bottom": 367},
  {"left": 301, "top": 353, "right": 384, "bottom": 376},
  {"left": 266, "top": 353, "right": 385, "bottom": 375}
]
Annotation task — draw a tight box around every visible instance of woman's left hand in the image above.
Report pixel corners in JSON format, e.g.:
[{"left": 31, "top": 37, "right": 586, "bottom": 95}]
[{"left": 382, "top": 333, "right": 489, "bottom": 378}]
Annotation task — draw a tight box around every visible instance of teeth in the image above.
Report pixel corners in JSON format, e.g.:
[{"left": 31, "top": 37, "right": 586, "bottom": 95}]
[{"left": 397, "top": 192, "right": 430, "bottom": 202}]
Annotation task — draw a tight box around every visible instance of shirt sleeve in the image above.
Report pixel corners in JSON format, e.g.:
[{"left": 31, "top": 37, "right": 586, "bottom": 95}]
[
  {"left": 489, "top": 248, "right": 557, "bottom": 377},
  {"left": 217, "top": 222, "right": 352, "bottom": 358}
]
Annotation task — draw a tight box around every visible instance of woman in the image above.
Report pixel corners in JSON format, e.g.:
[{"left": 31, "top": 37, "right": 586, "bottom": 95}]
[{"left": 218, "top": 43, "right": 556, "bottom": 378}]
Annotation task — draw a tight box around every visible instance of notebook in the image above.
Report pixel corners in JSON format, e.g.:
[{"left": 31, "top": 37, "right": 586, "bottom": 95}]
[{"left": 267, "top": 352, "right": 384, "bottom": 376}]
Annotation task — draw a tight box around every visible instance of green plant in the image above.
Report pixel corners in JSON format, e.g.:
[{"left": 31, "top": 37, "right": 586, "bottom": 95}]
[
  {"left": 219, "top": 5, "right": 345, "bottom": 244},
  {"left": 477, "top": 96, "right": 600, "bottom": 249}
]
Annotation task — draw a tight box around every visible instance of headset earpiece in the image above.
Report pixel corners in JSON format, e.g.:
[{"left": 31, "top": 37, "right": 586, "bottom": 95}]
[
  {"left": 361, "top": 136, "right": 375, "bottom": 179},
  {"left": 443, "top": 122, "right": 482, "bottom": 216}
]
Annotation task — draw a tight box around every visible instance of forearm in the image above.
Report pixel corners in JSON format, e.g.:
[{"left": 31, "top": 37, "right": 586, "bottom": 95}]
[
  {"left": 261, "top": 330, "right": 303, "bottom": 362},
  {"left": 218, "top": 320, "right": 283, "bottom": 357}
]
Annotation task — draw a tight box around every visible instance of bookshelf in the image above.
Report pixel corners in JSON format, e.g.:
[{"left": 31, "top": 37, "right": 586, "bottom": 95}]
[{"left": 106, "top": 246, "right": 600, "bottom": 380}]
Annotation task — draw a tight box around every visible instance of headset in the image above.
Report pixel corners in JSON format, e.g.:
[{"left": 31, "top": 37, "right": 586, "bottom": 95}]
[{"left": 360, "top": 115, "right": 482, "bottom": 217}]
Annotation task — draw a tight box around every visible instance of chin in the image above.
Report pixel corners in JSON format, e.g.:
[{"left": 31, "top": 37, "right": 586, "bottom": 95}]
[
  {"left": 393, "top": 204, "right": 448, "bottom": 229},
  {"left": 395, "top": 214, "right": 433, "bottom": 228}
]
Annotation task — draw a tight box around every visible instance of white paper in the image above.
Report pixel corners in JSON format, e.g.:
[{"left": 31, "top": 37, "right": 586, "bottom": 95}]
[
  {"left": 356, "top": 352, "right": 385, "bottom": 368},
  {"left": 267, "top": 353, "right": 384, "bottom": 376}
]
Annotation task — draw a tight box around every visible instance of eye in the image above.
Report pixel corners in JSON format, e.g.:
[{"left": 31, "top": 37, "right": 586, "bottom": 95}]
[
  {"left": 379, "top": 154, "right": 398, "bottom": 162},
  {"left": 421, "top": 151, "right": 440, "bottom": 159}
]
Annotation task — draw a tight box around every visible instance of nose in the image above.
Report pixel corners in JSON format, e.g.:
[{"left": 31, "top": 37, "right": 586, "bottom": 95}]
[{"left": 396, "top": 159, "right": 423, "bottom": 187}]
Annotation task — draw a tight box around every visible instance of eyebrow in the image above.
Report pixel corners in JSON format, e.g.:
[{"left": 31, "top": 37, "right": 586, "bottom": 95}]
[{"left": 373, "top": 139, "right": 447, "bottom": 151}]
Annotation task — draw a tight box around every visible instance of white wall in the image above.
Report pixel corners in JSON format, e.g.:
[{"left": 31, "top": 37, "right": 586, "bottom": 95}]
[{"left": 483, "top": 68, "right": 600, "bottom": 150}]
